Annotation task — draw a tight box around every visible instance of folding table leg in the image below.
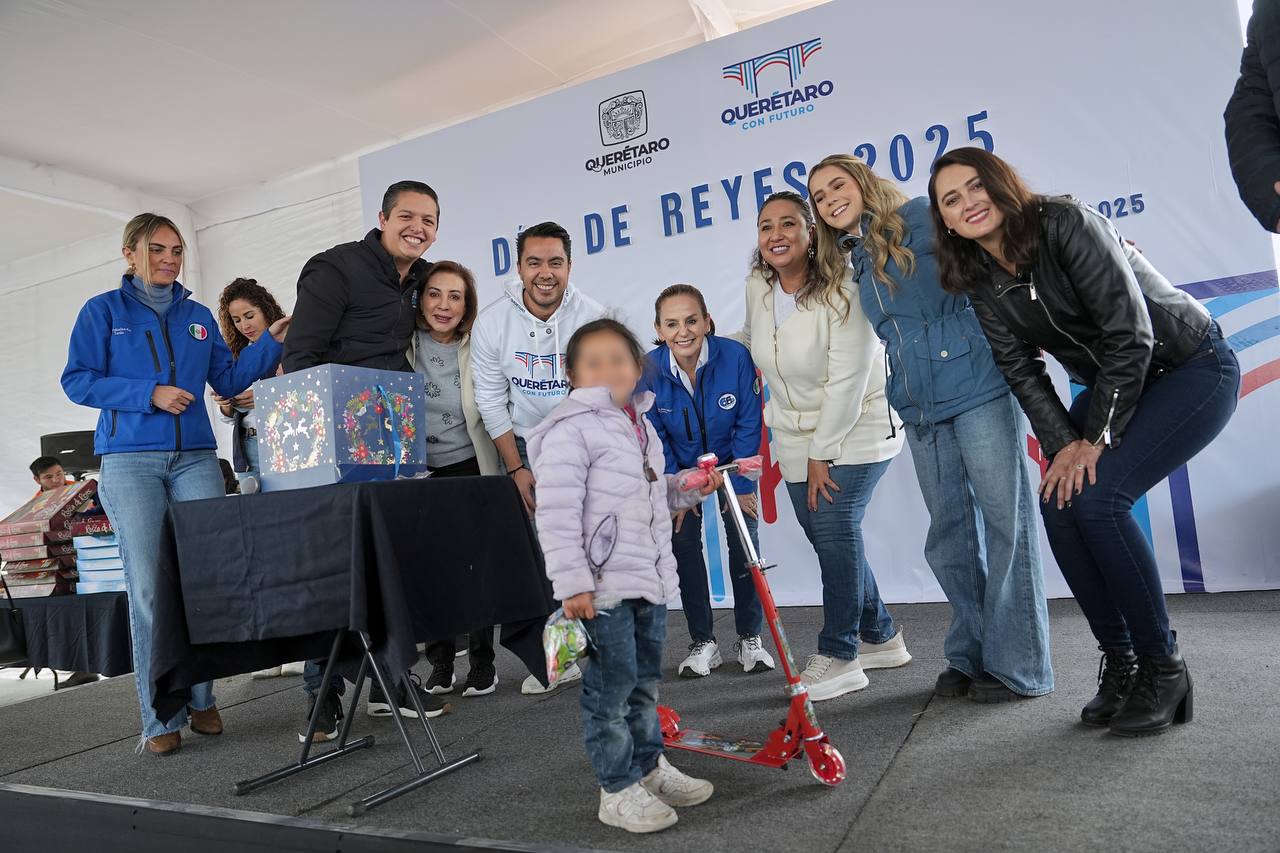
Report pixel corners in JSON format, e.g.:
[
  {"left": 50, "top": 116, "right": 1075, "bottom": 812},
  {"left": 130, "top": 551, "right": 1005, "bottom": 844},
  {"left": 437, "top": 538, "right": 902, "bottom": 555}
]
[
  {"left": 344, "top": 632, "right": 481, "bottom": 816},
  {"left": 233, "top": 632, "right": 374, "bottom": 796}
]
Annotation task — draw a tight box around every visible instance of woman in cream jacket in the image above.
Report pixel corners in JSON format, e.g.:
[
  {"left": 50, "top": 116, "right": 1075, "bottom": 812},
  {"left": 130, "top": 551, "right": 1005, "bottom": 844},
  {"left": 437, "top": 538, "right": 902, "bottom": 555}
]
[{"left": 737, "top": 190, "right": 910, "bottom": 702}]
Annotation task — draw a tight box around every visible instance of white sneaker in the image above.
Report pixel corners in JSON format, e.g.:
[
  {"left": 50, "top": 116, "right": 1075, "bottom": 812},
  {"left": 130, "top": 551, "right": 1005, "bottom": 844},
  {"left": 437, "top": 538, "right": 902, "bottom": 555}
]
[
  {"left": 801, "top": 654, "right": 868, "bottom": 701},
  {"left": 678, "top": 641, "right": 722, "bottom": 678},
  {"left": 859, "top": 629, "right": 912, "bottom": 669},
  {"left": 521, "top": 662, "right": 582, "bottom": 695},
  {"left": 251, "top": 666, "right": 282, "bottom": 679},
  {"left": 598, "top": 782, "right": 678, "bottom": 833},
  {"left": 735, "top": 635, "right": 776, "bottom": 673},
  {"left": 640, "top": 755, "right": 713, "bottom": 807},
  {"left": 280, "top": 661, "right": 306, "bottom": 676}
]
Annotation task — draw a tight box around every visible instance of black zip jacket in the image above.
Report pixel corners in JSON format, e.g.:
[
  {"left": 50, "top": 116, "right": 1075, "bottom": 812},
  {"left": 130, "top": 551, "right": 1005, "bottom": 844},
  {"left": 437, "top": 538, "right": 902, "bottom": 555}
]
[
  {"left": 967, "top": 197, "right": 1211, "bottom": 456},
  {"left": 1225, "top": 0, "right": 1280, "bottom": 231},
  {"left": 282, "top": 229, "right": 429, "bottom": 374}
]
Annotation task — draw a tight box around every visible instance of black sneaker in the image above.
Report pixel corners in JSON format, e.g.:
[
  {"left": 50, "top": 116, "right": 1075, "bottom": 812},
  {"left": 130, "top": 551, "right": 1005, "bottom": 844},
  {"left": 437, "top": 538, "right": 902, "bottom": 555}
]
[
  {"left": 401, "top": 673, "right": 452, "bottom": 718},
  {"left": 934, "top": 668, "right": 973, "bottom": 697},
  {"left": 967, "top": 672, "right": 1026, "bottom": 704},
  {"left": 426, "top": 666, "right": 456, "bottom": 695},
  {"left": 298, "top": 690, "right": 343, "bottom": 743},
  {"left": 368, "top": 675, "right": 452, "bottom": 719},
  {"left": 462, "top": 665, "right": 498, "bottom": 697}
]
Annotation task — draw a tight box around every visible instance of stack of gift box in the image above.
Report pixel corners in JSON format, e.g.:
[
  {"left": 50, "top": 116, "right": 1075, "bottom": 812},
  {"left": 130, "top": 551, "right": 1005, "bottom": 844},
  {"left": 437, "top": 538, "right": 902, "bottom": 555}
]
[
  {"left": 69, "top": 514, "right": 125, "bottom": 593},
  {"left": 0, "top": 480, "right": 97, "bottom": 598}
]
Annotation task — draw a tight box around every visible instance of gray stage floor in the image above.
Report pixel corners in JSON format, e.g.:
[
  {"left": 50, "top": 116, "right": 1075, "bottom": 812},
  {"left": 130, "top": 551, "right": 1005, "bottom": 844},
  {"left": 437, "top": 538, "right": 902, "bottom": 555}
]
[{"left": 1, "top": 592, "right": 1278, "bottom": 853}]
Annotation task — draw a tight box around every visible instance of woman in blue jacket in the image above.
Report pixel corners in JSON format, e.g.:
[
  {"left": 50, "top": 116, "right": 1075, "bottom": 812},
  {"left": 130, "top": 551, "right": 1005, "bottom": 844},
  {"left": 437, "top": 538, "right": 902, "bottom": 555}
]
[
  {"left": 62, "top": 213, "right": 288, "bottom": 756},
  {"left": 641, "top": 284, "right": 775, "bottom": 678},
  {"left": 806, "top": 155, "right": 1053, "bottom": 702}
]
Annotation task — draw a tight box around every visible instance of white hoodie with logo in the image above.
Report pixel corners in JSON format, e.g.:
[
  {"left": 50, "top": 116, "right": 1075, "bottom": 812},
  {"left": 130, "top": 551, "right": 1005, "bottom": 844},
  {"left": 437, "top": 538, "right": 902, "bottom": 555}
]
[{"left": 470, "top": 278, "right": 607, "bottom": 442}]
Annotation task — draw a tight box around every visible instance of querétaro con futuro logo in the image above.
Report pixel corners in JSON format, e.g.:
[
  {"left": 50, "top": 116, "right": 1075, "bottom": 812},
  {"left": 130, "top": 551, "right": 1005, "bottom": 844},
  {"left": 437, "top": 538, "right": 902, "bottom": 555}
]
[
  {"left": 719, "top": 37, "right": 834, "bottom": 130},
  {"left": 586, "top": 89, "right": 670, "bottom": 175}
]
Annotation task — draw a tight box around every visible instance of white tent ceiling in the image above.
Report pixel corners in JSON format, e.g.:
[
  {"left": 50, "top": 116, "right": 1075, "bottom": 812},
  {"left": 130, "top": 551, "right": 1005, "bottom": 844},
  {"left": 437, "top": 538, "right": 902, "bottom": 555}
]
[{"left": 0, "top": 0, "right": 827, "bottom": 266}]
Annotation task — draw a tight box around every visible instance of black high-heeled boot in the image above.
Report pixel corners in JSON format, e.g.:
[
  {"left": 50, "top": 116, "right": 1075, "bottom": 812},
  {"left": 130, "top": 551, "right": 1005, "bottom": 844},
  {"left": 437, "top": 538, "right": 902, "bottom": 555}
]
[
  {"left": 1081, "top": 647, "right": 1137, "bottom": 727},
  {"left": 1108, "top": 646, "right": 1193, "bottom": 737}
]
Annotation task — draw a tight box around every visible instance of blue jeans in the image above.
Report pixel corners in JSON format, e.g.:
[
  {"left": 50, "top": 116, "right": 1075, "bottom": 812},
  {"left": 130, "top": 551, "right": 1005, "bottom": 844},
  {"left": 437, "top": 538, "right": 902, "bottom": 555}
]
[
  {"left": 785, "top": 460, "right": 896, "bottom": 660},
  {"left": 98, "top": 450, "right": 220, "bottom": 737},
  {"left": 906, "top": 394, "right": 1054, "bottom": 695},
  {"left": 235, "top": 435, "right": 260, "bottom": 487},
  {"left": 580, "top": 600, "right": 666, "bottom": 793},
  {"left": 1041, "top": 326, "right": 1239, "bottom": 657},
  {"left": 670, "top": 494, "right": 763, "bottom": 642}
]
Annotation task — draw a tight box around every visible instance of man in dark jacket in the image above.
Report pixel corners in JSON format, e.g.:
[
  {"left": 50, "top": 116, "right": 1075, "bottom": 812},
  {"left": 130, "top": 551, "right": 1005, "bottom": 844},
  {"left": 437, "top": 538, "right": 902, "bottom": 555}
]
[
  {"left": 282, "top": 180, "right": 451, "bottom": 738},
  {"left": 282, "top": 180, "right": 438, "bottom": 372},
  {"left": 1225, "top": 0, "right": 1280, "bottom": 232}
]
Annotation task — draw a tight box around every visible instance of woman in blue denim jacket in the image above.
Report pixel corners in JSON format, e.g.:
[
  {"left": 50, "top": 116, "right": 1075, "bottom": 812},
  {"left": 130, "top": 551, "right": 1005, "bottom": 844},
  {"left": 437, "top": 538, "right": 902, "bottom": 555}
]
[
  {"left": 62, "top": 213, "right": 287, "bottom": 755},
  {"left": 807, "top": 155, "right": 1053, "bottom": 702}
]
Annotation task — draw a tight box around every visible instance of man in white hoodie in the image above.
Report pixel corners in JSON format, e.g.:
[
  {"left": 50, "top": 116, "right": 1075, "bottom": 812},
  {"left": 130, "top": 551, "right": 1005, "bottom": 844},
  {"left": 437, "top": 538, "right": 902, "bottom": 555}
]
[{"left": 471, "top": 221, "right": 606, "bottom": 513}]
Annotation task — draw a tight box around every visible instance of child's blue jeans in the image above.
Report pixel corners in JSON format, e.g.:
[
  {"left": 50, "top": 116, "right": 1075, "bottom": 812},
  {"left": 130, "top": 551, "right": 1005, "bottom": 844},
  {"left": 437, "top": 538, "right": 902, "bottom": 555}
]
[{"left": 579, "top": 599, "right": 666, "bottom": 793}]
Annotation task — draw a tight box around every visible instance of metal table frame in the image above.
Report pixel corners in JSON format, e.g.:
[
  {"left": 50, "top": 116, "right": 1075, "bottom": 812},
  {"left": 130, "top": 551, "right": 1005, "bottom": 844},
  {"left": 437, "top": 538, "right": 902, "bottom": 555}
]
[{"left": 233, "top": 629, "right": 481, "bottom": 816}]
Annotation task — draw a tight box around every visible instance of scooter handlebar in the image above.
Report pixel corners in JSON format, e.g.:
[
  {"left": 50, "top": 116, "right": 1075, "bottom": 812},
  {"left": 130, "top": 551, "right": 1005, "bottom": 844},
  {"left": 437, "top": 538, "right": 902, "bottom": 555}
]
[{"left": 676, "top": 454, "right": 765, "bottom": 492}]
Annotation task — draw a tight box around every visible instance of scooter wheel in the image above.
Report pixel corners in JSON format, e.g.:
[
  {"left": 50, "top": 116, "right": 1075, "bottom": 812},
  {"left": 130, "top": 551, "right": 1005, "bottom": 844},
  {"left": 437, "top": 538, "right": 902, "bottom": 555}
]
[{"left": 808, "top": 742, "right": 846, "bottom": 787}]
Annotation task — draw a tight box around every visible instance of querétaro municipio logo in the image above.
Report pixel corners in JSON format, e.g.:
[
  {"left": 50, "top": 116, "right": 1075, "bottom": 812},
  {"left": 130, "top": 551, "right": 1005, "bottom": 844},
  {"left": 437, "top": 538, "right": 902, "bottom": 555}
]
[
  {"left": 586, "top": 89, "right": 671, "bottom": 175},
  {"left": 599, "top": 91, "right": 647, "bottom": 145}
]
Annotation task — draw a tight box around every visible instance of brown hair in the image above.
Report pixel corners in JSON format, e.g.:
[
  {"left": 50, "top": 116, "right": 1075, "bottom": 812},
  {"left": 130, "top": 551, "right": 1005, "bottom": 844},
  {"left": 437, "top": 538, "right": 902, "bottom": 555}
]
[
  {"left": 808, "top": 154, "right": 915, "bottom": 294},
  {"left": 750, "top": 191, "right": 849, "bottom": 320},
  {"left": 122, "top": 213, "right": 185, "bottom": 287},
  {"left": 652, "top": 283, "right": 716, "bottom": 346},
  {"left": 217, "top": 278, "right": 285, "bottom": 356},
  {"left": 416, "top": 260, "right": 479, "bottom": 337},
  {"left": 928, "top": 147, "right": 1040, "bottom": 294}
]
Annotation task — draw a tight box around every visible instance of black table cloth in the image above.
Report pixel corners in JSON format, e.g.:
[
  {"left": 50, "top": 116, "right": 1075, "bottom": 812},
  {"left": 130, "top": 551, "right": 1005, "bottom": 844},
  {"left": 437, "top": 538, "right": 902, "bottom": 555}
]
[
  {"left": 150, "top": 476, "right": 554, "bottom": 721},
  {"left": 12, "top": 591, "right": 132, "bottom": 676}
]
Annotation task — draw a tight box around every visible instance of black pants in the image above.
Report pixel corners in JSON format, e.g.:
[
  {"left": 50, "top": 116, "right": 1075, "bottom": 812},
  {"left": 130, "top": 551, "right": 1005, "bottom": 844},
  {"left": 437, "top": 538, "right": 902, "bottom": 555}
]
[{"left": 425, "top": 456, "right": 496, "bottom": 670}]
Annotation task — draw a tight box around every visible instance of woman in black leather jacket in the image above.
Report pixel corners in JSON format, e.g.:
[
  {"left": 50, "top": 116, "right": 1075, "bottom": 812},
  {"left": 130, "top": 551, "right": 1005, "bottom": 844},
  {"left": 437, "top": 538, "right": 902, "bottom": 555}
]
[{"left": 927, "top": 147, "right": 1240, "bottom": 737}]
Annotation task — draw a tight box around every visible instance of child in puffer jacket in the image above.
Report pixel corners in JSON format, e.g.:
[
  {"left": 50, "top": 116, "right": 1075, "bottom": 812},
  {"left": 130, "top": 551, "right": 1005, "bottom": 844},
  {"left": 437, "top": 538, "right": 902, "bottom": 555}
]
[{"left": 527, "top": 318, "right": 723, "bottom": 835}]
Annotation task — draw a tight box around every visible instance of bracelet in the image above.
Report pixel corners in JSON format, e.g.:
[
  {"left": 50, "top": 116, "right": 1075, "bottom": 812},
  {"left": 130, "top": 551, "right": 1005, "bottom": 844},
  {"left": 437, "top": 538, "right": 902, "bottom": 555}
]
[{"left": 507, "top": 464, "right": 527, "bottom": 476}]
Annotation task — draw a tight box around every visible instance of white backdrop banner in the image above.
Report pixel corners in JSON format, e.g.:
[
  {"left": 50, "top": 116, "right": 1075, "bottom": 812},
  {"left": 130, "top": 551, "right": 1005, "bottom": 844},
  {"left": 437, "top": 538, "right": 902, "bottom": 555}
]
[{"left": 359, "top": 0, "right": 1280, "bottom": 606}]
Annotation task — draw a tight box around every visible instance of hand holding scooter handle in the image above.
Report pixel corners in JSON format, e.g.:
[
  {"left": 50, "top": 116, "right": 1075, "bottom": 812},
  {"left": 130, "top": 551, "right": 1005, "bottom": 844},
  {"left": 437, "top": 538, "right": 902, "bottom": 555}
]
[{"left": 676, "top": 453, "right": 765, "bottom": 492}]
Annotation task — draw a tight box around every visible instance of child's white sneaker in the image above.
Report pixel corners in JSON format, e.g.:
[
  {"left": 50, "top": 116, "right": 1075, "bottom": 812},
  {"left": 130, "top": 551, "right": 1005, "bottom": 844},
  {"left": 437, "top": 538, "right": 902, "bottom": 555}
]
[
  {"left": 735, "top": 635, "right": 776, "bottom": 673},
  {"left": 678, "top": 640, "right": 722, "bottom": 677},
  {"left": 801, "top": 654, "right": 868, "bottom": 701},
  {"left": 520, "top": 662, "right": 582, "bottom": 695},
  {"left": 640, "top": 755, "right": 714, "bottom": 807},
  {"left": 598, "top": 782, "right": 678, "bottom": 833}
]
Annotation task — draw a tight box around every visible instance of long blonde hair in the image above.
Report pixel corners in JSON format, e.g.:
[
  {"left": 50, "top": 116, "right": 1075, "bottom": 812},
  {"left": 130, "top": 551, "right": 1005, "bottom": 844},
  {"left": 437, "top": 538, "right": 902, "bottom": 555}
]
[
  {"left": 122, "top": 213, "right": 186, "bottom": 287},
  {"left": 750, "top": 191, "right": 850, "bottom": 320},
  {"left": 808, "top": 155, "right": 914, "bottom": 294}
]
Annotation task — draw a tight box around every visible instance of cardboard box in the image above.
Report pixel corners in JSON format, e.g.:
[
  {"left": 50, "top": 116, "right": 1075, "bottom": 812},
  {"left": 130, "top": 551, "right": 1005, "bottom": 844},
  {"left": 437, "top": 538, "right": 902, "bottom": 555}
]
[
  {"left": 0, "top": 529, "right": 73, "bottom": 549},
  {"left": 0, "top": 481, "right": 97, "bottom": 536},
  {"left": 255, "top": 364, "right": 428, "bottom": 492},
  {"left": 69, "top": 516, "right": 113, "bottom": 537}
]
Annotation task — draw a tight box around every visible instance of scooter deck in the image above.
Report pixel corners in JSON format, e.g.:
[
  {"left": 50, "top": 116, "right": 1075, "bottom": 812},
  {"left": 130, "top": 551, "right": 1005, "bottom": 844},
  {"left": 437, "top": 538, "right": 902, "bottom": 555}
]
[{"left": 664, "top": 728, "right": 787, "bottom": 766}]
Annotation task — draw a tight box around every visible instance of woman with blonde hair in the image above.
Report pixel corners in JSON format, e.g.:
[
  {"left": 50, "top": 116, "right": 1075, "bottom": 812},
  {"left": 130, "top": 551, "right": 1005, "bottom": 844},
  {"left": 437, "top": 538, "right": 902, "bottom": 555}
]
[
  {"left": 736, "top": 190, "right": 910, "bottom": 702},
  {"left": 62, "top": 213, "right": 289, "bottom": 755},
  {"left": 807, "top": 154, "right": 1052, "bottom": 703}
]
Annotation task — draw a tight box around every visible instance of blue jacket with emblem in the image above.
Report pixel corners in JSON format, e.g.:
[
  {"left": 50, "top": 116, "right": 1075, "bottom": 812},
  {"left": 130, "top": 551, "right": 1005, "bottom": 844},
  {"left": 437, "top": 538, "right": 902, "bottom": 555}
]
[
  {"left": 638, "top": 335, "right": 762, "bottom": 495},
  {"left": 62, "top": 277, "right": 283, "bottom": 455},
  {"left": 851, "top": 196, "right": 1009, "bottom": 426}
]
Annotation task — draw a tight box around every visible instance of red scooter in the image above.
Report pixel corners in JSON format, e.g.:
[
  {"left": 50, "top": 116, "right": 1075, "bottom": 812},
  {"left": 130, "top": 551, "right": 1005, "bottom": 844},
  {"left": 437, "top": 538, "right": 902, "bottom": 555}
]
[{"left": 659, "top": 453, "right": 846, "bottom": 787}]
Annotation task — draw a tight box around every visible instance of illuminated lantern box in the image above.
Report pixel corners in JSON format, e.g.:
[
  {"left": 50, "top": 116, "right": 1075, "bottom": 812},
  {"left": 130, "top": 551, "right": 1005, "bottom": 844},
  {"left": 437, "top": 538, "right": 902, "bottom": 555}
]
[{"left": 254, "top": 364, "right": 428, "bottom": 492}]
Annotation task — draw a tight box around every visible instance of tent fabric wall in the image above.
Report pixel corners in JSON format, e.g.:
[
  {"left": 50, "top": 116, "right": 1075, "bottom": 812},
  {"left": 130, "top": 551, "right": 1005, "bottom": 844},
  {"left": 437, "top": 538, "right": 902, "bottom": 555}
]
[{"left": 0, "top": 233, "right": 123, "bottom": 506}]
